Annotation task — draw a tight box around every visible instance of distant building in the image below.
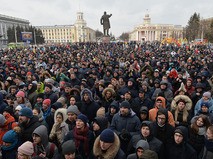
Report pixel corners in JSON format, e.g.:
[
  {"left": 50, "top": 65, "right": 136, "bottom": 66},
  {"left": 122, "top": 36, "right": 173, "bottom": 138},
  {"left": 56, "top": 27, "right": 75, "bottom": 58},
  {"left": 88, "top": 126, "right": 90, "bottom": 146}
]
[
  {"left": 129, "top": 14, "right": 183, "bottom": 42},
  {"left": 0, "top": 14, "right": 29, "bottom": 46},
  {"left": 36, "top": 12, "right": 96, "bottom": 43}
]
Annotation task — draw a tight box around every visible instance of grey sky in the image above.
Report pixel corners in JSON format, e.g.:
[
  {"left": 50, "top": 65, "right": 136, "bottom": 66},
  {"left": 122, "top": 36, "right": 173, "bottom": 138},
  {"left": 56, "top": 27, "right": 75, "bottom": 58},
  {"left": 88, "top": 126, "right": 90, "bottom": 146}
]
[{"left": 1, "top": 0, "right": 213, "bottom": 37}]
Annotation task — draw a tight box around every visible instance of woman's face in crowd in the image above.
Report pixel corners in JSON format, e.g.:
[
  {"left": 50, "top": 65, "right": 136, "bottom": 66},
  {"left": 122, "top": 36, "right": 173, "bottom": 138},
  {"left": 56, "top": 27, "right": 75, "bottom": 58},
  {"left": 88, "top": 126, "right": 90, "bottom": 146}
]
[
  {"left": 196, "top": 117, "right": 204, "bottom": 127},
  {"left": 177, "top": 101, "right": 185, "bottom": 111},
  {"left": 70, "top": 97, "right": 76, "bottom": 105}
]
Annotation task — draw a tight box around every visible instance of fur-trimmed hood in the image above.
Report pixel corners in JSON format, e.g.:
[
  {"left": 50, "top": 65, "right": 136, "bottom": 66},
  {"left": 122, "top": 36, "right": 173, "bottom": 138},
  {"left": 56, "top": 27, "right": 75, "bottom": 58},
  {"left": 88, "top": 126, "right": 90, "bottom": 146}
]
[
  {"left": 171, "top": 95, "right": 192, "bottom": 111},
  {"left": 93, "top": 133, "right": 120, "bottom": 159},
  {"left": 102, "top": 87, "right": 116, "bottom": 98},
  {"left": 54, "top": 108, "right": 68, "bottom": 123},
  {"left": 80, "top": 88, "right": 94, "bottom": 101}
]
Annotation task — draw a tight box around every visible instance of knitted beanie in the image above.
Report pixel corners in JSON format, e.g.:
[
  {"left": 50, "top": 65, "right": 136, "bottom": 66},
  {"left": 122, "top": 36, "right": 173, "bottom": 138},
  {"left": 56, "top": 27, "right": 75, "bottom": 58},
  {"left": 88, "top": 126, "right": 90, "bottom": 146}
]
[
  {"left": 18, "top": 141, "right": 34, "bottom": 156},
  {"left": 16, "top": 91, "right": 25, "bottom": 98},
  {"left": 19, "top": 107, "right": 33, "bottom": 118},
  {"left": 77, "top": 114, "right": 88, "bottom": 125},
  {"left": 62, "top": 140, "right": 76, "bottom": 155},
  {"left": 119, "top": 100, "right": 130, "bottom": 109},
  {"left": 203, "top": 92, "right": 211, "bottom": 99},
  {"left": 100, "top": 129, "right": 115, "bottom": 143},
  {"left": 43, "top": 99, "right": 51, "bottom": 105},
  {"left": 67, "top": 105, "right": 80, "bottom": 115}
]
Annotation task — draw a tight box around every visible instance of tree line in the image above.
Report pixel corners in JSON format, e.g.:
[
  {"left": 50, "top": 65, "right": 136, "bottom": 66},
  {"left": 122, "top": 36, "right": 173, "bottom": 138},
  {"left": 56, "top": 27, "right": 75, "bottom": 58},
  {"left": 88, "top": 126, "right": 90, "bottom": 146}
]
[{"left": 7, "top": 25, "right": 45, "bottom": 44}]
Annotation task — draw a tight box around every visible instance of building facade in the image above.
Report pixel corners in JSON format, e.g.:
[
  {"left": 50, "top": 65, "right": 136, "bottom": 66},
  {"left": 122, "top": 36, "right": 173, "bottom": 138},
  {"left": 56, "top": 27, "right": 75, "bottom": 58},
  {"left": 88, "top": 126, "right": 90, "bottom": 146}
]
[
  {"left": 0, "top": 14, "right": 29, "bottom": 47},
  {"left": 37, "top": 12, "right": 96, "bottom": 43},
  {"left": 129, "top": 14, "right": 183, "bottom": 42}
]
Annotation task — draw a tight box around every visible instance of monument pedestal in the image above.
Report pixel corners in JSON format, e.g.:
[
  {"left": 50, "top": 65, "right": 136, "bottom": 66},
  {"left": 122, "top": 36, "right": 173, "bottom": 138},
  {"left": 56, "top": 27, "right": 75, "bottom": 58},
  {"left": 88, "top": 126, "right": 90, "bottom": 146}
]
[{"left": 102, "top": 36, "right": 110, "bottom": 43}]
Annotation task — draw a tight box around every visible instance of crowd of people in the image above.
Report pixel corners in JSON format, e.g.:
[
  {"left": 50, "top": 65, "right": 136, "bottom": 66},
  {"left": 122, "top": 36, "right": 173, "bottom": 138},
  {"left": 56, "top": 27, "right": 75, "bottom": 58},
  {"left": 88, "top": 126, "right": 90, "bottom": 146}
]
[{"left": 0, "top": 41, "right": 213, "bottom": 159}]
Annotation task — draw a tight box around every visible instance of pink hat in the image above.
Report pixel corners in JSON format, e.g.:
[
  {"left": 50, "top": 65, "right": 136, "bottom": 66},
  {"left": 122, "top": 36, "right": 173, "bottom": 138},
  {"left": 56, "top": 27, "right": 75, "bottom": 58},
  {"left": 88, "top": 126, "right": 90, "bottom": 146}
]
[
  {"left": 18, "top": 141, "right": 34, "bottom": 156},
  {"left": 16, "top": 91, "right": 25, "bottom": 98},
  {"left": 43, "top": 99, "right": 51, "bottom": 105}
]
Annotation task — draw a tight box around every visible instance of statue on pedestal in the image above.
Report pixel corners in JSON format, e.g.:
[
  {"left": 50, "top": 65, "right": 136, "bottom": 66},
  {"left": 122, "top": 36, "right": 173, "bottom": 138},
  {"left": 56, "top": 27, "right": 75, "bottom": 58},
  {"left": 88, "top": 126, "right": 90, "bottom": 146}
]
[{"left": 100, "top": 11, "right": 112, "bottom": 36}]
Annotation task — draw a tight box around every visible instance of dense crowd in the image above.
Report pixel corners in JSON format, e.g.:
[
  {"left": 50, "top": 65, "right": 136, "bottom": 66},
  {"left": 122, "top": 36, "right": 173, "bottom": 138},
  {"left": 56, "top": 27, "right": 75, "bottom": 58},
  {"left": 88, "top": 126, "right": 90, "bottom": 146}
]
[{"left": 0, "top": 42, "right": 213, "bottom": 159}]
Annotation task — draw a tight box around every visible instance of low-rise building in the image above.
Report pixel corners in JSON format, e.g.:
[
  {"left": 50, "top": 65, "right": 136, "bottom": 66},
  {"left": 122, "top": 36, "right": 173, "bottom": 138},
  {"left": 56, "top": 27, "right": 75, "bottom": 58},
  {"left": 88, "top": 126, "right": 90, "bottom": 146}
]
[
  {"left": 129, "top": 14, "right": 183, "bottom": 42},
  {"left": 36, "top": 12, "right": 96, "bottom": 43}
]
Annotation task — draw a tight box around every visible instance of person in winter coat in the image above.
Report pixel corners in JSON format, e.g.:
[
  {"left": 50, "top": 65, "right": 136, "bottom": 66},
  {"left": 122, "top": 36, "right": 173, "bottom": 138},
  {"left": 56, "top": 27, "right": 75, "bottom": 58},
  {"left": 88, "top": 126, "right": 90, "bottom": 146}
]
[
  {"left": 152, "top": 80, "right": 173, "bottom": 104},
  {"left": 93, "top": 128, "right": 126, "bottom": 159},
  {"left": 188, "top": 115, "right": 211, "bottom": 157},
  {"left": 131, "top": 89, "right": 153, "bottom": 118},
  {"left": 0, "top": 113, "right": 17, "bottom": 145},
  {"left": 166, "top": 126, "right": 197, "bottom": 159},
  {"left": 128, "top": 121, "right": 164, "bottom": 159},
  {"left": 101, "top": 87, "right": 116, "bottom": 113},
  {"left": 63, "top": 114, "right": 94, "bottom": 159},
  {"left": 196, "top": 102, "right": 213, "bottom": 123},
  {"left": 49, "top": 108, "right": 69, "bottom": 149},
  {"left": 170, "top": 95, "right": 192, "bottom": 127},
  {"left": 13, "top": 90, "right": 32, "bottom": 109},
  {"left": 110, "top": 100, "right": 141, "bottom": 153},
  {"left": 32, "top": 125, "right": 59, "bottom": 159},
  {"left": 1, "top": 128, "right": 20, "bottom": 159},
  {"left": 127, "top": 140, "right": 150, "bottom": 159},
  {"left": 151, "top": 108, "right": 175, "bottom": 146},
  {"left": 139, "top": 106, "right": 149, "bottom": 122},
  {"left": 17, "top": 141, "right": 34, "bottom": 159},
  {"left": 199, "top": 125, "right": 213, "bottom": 159},
  {"left": 0, "top": 92, "right": 7, "bottom": 114},
  {"left": 149, "top": 97, "right": 175, "bottom": 127},
  {"left": 18, "top": 107, "right": 40, "bottom": 143},
  {"left": 60, "top": 140, "right": 83, "bottom": 159},
  {"left": 27, "top": 83, "right": 38, "bottom": 107},
  {"left": 80, "top": 88, "right": 100, "bottom": 123},
  {"left": 105, "top": 100, "right": 119, "bottom": 124},
  {"left": 92, "top": 116, "right": 109, "bottom": 138},
  {"left": 66, "top": 105, "right": 80, "bottom": 131},
  {"left": 194, "top": 91, "right": 213, "bottom": 116}
]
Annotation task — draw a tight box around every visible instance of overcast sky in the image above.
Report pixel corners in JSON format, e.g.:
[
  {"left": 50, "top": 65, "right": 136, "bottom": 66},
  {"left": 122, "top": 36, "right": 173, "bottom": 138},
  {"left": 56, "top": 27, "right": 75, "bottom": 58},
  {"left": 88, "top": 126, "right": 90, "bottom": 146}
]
[{"left": 1, "top": 0, "right": 213, "bottom": 37}]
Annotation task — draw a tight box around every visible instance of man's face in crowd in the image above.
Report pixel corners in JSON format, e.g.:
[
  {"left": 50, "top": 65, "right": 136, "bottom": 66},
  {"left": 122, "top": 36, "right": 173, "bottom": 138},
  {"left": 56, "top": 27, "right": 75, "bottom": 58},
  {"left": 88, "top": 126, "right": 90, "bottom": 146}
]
[
  {"left": 45, "top": 86, "right": 51, "bottom": 93},
  {"left": 120, "top": 107, "right": 129, "bottom": 116},
  {"left": 206, "top": 128, "right": 213, "bottom": 140},
  {"left": 157, "top": 114, "right": 166, "bottom": 126},
  {"left": 141, "top": 126, "right": 150, "bottom": 138},
  {"left": 67, "top": 112, "right": 77, "bottom": 122},
  {"left": 83, "top": 93, "right": 90, "bottom": 102},
  {"left": 155, "top": 100, "right": 163, "bottom": 109},
  {"left": 174, "top": 133, "right": 183, "bottom": 144},
  {"left": 32, "top": 133, "right": 42, "bottom": 144},
  {"left": 18, "top": 115, "right": 28, "bottom": 125},
  {"left": 100, "top": 140, "right": 113, "bottom": 151}
]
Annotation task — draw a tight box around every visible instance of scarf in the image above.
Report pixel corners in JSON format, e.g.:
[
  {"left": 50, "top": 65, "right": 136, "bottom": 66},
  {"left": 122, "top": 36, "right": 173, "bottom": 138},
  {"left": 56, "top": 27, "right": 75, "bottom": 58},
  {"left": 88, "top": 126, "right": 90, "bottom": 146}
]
[
  {"left": 73, "top": 126, "right": 89, "bottom": 156},
  {"left": 198, "top": 127, "right": 206, "bottom": 135}
]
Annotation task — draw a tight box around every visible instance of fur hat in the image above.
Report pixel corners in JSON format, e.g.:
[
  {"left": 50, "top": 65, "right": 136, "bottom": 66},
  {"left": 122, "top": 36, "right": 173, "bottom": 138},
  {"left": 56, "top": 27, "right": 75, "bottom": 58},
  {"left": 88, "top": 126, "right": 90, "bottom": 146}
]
[
  {"left": 18, "top": 141, "right": 34, "bottom": 156},
  {"left": 100, "top": 129, "right": 115, "bottom": 143}
]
